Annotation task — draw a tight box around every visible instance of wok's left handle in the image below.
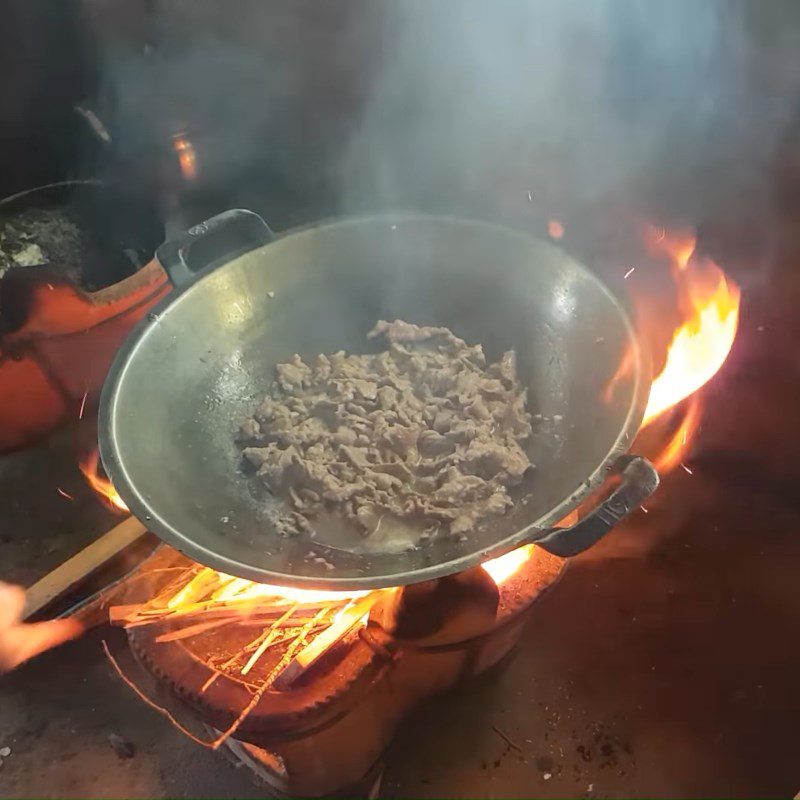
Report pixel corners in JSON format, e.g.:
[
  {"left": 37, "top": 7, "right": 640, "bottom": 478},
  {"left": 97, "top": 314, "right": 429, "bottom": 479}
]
[
  {"left": 533, "top": 455, "right": 659, "bottom": 557},
  {"left": 156, "top": 209, "right": 275, "bottom": 288}
]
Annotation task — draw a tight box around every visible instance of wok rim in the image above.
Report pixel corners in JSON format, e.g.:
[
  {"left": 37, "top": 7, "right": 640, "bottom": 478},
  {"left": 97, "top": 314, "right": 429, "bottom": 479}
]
[{"left": 99, "top": 212, "right": 651, "bottom": 589}]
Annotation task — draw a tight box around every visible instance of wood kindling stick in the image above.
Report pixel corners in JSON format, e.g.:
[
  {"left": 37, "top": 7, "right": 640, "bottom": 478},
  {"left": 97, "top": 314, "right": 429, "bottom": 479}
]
[
  {"left": 154, "top": 618, "right": 237, "bottom": 643},
  {"left": 110, "top": 598, "right": 342, "bottom": 628},
  {"left": 272, "top": 592, "right": 383, "bottom": 689},
  {"left": 163, "top": 568, "right": 224, "bottom": 609},
  {"left": 240, "top": 604, "right": 300, "bottom": 676},
  {"left": 23, "top": 516, "right": 148, "bottom": 620}
]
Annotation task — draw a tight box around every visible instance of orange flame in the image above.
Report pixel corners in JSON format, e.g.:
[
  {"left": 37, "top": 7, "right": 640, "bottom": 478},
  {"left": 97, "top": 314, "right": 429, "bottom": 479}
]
[
  {"left": 172, "top": 135, "right": 198, "bottom": 182},
  {"left": 160, "top": 550, "right": 531, "bottom": 629},
  {"left": 164, "top": 551, "right": 530, "bottom": 616},
  {"left": 482, "top": 510, "right": 578, "bottom": 584},
  {"left": 642, "top": 229, "right": 740, "bottom": 427},
  {"left": 214, "top": 545, "right": 535, "bottom": 605},
  {"left": 482, "top": 544, "right": 535, "bottom": 585},
  {"left": 79, "top": 451, "right": 129, "bottom": 513},
  {"left": 646, "top": 226, "right": 695, "bottom": 272},
  {"left": 197, "top": 573, "right": 373, "bottom": 607},
  {"left": 628, "top": 226, "right": 741, "bottom": 476},
  {"left": 651, "top": 394, "right": 702, "bottom": 474}
]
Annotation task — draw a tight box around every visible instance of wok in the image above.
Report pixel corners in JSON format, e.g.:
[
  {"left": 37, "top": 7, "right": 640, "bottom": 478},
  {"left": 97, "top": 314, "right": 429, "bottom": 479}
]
[{"left": 99, "top": 211, "right": 658, "bottom": 589}]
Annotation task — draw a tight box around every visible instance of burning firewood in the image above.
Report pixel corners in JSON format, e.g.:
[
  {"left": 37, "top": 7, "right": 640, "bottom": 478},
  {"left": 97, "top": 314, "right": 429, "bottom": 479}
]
[{"left": 108, "top": 564, "right": 388, "bottom": 687}]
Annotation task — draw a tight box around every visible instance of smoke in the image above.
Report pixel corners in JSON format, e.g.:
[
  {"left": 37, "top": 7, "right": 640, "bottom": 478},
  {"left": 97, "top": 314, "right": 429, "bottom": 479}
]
[
  {"left": 86, "top": 0, "right": 800, "bottom": 233},
  {"left": 339, "top": 0, "right": 800, "bottom": 224}
]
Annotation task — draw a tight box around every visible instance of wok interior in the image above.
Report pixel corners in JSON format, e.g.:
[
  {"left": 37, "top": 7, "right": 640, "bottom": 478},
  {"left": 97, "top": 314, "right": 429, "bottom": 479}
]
[{"left": 106, "top": 216, "right": 643, "bottom": 586}]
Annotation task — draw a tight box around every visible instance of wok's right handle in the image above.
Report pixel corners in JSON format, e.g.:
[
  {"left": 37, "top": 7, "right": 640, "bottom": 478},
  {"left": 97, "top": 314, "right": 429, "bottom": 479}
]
[
  {"left": 156, "top": 209, "right": 274, "bottom": 288},
  {"left": 534, "top": 455, "right": 659, "bottom": 557}
]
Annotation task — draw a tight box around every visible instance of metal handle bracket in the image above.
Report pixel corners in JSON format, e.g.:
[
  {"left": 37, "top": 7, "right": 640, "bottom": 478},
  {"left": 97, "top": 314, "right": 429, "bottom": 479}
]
[
  {"left": 533, "top": 455, "right": 659, "bottom": 557},
  {"left": 156, "top": 209, "right": 274, "bottom": 288}
]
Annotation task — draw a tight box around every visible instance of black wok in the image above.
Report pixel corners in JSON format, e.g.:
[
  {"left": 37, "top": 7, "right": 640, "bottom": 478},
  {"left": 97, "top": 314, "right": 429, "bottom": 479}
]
[{"left": 99, "top": 211, "right": 657, "bottom": 589}]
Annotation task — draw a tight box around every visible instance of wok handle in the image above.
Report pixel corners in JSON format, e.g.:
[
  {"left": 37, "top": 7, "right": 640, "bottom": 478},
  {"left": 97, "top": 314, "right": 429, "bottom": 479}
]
[
  {"left": 532, "top": 455, "right": 659, "bottom": 557},
  {"left": 156, "top": 209, "right": 274, "bottom": 288}
]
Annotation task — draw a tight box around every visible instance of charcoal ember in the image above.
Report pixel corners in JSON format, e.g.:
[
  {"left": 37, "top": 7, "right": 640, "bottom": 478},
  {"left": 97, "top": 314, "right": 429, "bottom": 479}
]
[{"left": 238, "top": 320, "right": 534, "bottom": 542}]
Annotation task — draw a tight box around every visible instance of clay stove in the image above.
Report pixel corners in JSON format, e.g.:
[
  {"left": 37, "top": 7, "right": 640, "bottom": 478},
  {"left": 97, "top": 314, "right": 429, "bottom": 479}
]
[{"left": 100, "top": 541, "right": 564, "bottom": 797}]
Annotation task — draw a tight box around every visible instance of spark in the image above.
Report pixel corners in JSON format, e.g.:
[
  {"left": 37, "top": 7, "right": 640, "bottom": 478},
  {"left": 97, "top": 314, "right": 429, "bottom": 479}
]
[
  {"left": 640, "top": 505, "right": 649, "bottom": 514},
  {"left": 527, "top": 190, "right": 533, "bottom": 202},
  {"left": 624, "top": 267, "right": 635, "bottom": 279},
  {"left": 78, "top": 391, "right": 88, "bottom": 420},
  {"left": 680, "top": 463, "right": 693, "bottom": 475},
  {"left": 57, "top": 488, "right": 74, "bottom": 501}
]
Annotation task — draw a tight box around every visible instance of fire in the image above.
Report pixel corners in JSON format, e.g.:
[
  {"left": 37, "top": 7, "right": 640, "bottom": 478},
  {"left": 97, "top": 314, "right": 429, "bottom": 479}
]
[
  {"left": 172, "top": 134, "right": 198, "bottom": 181},
  {"left": 163, "top": 551, "right": 534, "bottom": 614},
  {"left": 79, "top": 451, "right": 128, "bottom": 513},
  {"left": 642, "top": 229, "right": 740, "bottom": 426},
  {"left": 650, "top": 394, "right": 702, "bottom": 474},
  {"left": 482, "top": 544, "right": 535, "bottom": 585},
  {"left": 482, "top": 510, "right": 578, "bottom": 584},
  {"left": 631, "top": 226, "right": 741, "bottom": 475},
  {"left": 604, "top": 227, "right": 738, "bottom": 474},
  {"left": 192, "top": 573, "right": 372, "bottom": 607},
  {"left": 646, "top": 226, "right": 695, "bottom": 272}
]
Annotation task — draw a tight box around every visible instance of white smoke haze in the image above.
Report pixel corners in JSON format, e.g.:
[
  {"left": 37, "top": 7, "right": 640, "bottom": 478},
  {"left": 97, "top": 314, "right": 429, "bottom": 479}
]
[
  {"left": 340, "top": 0, "right": 800, "bottom": 225},
  {"left": 90, "top": 0, "right": 800, "bottom": 233}
]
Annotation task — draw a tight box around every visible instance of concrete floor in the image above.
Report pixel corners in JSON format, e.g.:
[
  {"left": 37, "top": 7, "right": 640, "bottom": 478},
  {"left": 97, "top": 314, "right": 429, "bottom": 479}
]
[{"left": 1, "top": 261, "right": 799, "bottom": 798}]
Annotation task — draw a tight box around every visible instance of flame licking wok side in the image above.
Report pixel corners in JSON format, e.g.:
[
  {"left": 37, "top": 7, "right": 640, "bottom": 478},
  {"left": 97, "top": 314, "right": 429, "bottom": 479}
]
[
  {"left": 79, "top": 451, "right": 128, "bottom": 512},
  {"left": 639, "top": 226, "right": 741, "bottom": 473},
  {"left": 642, "top": 228, "right": 741, "bottom": 426}
]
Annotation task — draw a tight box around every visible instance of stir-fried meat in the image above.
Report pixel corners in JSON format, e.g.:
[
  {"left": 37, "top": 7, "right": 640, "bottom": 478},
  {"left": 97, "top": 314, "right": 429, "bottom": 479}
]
[{"left": 238, "top": 320, "right": 533, "bottom": 542}]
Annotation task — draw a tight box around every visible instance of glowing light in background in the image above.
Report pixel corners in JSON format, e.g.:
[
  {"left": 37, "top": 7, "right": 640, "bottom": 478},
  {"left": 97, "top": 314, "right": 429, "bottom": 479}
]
[{"left": 172, "top": 134, "right": 198, "bottom": 182}]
